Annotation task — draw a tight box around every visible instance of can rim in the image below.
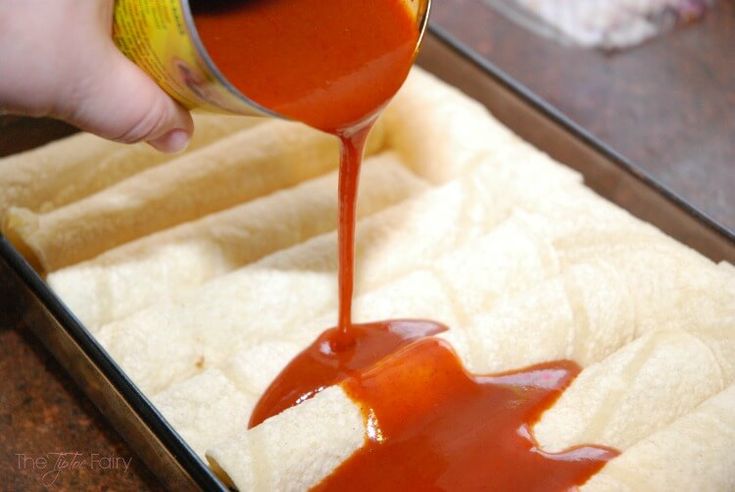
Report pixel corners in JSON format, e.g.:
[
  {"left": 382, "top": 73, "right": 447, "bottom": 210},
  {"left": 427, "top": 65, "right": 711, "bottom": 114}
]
[
  {"left": 180, "top": 0, "right": 432, "bottom": 121},
  {"left": 181, "top": 0, "right": 283, "bottom": 119}
]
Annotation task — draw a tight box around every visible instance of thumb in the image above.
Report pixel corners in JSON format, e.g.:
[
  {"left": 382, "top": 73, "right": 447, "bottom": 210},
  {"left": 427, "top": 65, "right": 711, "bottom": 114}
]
[{"left": 63, "top": 45, "right": 194, "bottom": 153}]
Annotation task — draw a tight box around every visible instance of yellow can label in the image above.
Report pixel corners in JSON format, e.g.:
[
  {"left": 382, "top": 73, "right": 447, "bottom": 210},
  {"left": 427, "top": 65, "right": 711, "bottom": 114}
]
[{"left": 112, "top": 0, "right": 263, "bottom": 115}]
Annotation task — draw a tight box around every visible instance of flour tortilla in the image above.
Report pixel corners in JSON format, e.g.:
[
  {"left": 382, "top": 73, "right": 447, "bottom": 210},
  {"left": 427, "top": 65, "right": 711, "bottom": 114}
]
[
  {"left": 451, "top": 244, "right": 735, "bottom": 375},
  {"left": 48, "top": 153, "right": 428, "bottom": 329},
  {"left": 93, "top": 166, "right": 687, "bottom": 395},
  {"left": 535, "top": 325, "right": 735, "bottom": 453},
  {"left": 207, "top": 386, "right": 363, "bottom": 492},
  {"left": 218, "top": 212, "right": 559, "bottom": 398},
  {"left": 4, "top": 119, "right": 386, "bottom": 271},
  {"left": 145, "top": 210, "right": 681, "bottom": 458},
  {"left": 289, "top": 211, "right": 560, "bottom": 341},
  {"left": 222, "top": 341, "right": 304, "bottom": 399},
  {"left": 569, "top": 241, "right": 735, "bottom": 336},
  {"left": 382, "top": 68, "right": 514, "bottom": 183},
  {"left": 157, "top": 70, "right": 735, "bottom": 490},
  {"left": 207, "top": 346, "right": 735, "bottom": 492},
  {"left": 4, "top": 67, "right": 582, "bottom": 273},
  {"left": 5, "top": 64, "right": 728, "bottom": 489},
  {"left": 446, "top": 260, "right": 635, "bottom": 374},
  {"left": 0, "top": 113, "right": 258, "bottom": 216},
  {"left": 152, "top": 369, "right": 256, "bottom": 460},
  {"left": 582, "top": 383, "right": 735, "bottom": 491},
  {"left": 383, "top": 68, "right": 579, "bottom": 186}
]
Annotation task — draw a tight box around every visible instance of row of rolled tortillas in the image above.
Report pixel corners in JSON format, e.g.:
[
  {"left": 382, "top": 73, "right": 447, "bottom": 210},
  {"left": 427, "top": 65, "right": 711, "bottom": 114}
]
[
  {"left": 151, "top": 204, "right": 733, "bottom": 489},
  {"left": 2, "top": 67, "right": 733, "bottom": 490},
  {"left": 148, "top": 203, "right": 733, "bottom": 489},
  {"left": 198, "top": 222, "right": 734, "bottom": 490},
  {"left": 93, "top": 154, "right": 587, "bottom": 394},
  {"left": 2, "top": 118, "right": 387, "bottom": 270},
  {"left": 43, "top": 66, "right": 568, "bottom": 331},
  {"left": 45, "top": 154, "right": 430, "bottom": 328},
  {"left": 0, "top": 113, "right": 259, "bottom": 215},
  {"left": 1, "top": 65, "right": 518, "bottom": 272}
]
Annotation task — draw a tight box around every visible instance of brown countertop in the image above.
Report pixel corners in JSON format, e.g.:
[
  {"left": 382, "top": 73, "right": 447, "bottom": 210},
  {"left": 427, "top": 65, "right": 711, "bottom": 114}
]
[
  {"left": 1, "top": 2, "right": 733, "bottom": 489},
  {"left": 0, "top": 293, "right": 163, "bottom": 491},
  {"left": 435, "top": 0, "right": 735, "bottom": 232}
]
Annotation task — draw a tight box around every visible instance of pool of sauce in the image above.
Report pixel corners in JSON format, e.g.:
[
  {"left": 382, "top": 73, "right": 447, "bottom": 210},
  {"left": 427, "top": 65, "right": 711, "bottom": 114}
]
[
  {"left": 249, "top": 319, "right": 447, "bottom": 428},
  {"left": 316, "top": 339, "right": 618, "bottom": 491},
  {"left": 252, "top": 320, "right": 617, "bottom": 490}
]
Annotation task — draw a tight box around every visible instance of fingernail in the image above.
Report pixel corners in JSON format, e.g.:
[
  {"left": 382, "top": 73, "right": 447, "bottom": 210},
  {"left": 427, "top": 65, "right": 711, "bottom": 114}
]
[{"left": 148, "top": 129, "right": 191, "bottom": 153}]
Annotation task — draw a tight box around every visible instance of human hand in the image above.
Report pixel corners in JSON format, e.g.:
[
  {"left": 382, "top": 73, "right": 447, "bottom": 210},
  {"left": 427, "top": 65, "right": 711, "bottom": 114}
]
[{"left": 0, "top": 0, "right": 193, "bottom": 152}]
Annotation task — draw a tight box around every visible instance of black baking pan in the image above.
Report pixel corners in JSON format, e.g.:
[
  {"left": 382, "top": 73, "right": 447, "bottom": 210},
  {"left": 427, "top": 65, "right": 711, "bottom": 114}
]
[{"left": 1, "top": 25, "right": 733, "bottom": 491}]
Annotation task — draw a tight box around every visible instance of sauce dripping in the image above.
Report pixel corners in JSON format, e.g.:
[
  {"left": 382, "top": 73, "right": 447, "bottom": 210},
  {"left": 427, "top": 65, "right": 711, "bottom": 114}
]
[
  {"left": 191, "top": 0, "right": 420, "bottom": 133},
  {"left": 334, "top": 126, "right": 373, "bottom": 350},
  {"left": 192, "top": 0, "right": 422, "bottom": 344},
  {"left": 316, "top": 339, "right": 619, "bottom": 491},
  {"left": 249, "top": 319, "right": 447, "bottom": 428},
  {"left": 193, "top": 2, "right": 619, "bottom": 489}
]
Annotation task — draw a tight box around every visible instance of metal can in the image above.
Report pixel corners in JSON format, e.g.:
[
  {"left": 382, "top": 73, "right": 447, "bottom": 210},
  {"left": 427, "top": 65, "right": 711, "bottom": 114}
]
[{"left": 112, "top": 0, "right": 277, "bottom": 117}]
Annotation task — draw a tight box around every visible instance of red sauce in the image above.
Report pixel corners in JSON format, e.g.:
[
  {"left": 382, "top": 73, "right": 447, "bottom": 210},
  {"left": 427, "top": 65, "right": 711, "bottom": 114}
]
[
  {"left": 249, "top": 319, "right": 447, "bottom": 428},
  {"left": 334, "top": 126, "right": 373, "bottom": 350},
  {"left": 193, "top": 0, "right": 422, "bottom": 345},
  {"left": 191, "top": 0, "right": 420, "bottom": 133},
  {"left": 316, "top": 339, "right": 619, "bottom": 491},
  {"left": 194, "top": 3, "right": 618, "bottom": 489}
]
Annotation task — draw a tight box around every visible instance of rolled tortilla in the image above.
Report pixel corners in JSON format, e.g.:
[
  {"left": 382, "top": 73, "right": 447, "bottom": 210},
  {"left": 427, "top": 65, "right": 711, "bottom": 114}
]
[
  {"left": 449, "top": 243, "right": 735, "bottom": 375},
  {"left": 5, "top": 66, "right": 581, "bottom": 273},
  {"left": 152, "top": 368, "right": 256, "bottom": 460},
  {"left": 446, "top": 260, "right": 635, "bottom": 375},
  {"left": 0, "top": 113, "right": 258, "bottom": 216},
  {"left": 582, "top": 383, "right": 735, "bottom": 491},
  {"left": 301, "top": 211, "right": 558, "bottom": 338},
  {"left": 571, "top": 241, "right": 735, "bottom": 336},
  {"left": 383, "top": 68, "right": 578, "bottom": 186},
  {"left": 150, "top": 207, "right": 669, "bottom": 458},
  {"left": 518, "top": 186, "right": 662, "bottom": 253},
  {"left": 208, "top": 386, "right": 364, "bottom": 492},
  {"left": 382, "top": 68, "right": 515, "bottom": 183},
  {"left": 100, "top": 186, "right": 730, "bottom": 465},
  {"left": 152, "top": 341, "right": 304, "bottom": 459},
  {"left": 4, "top": 119, "right": 386, "bottom": 271},
  {"left": 222, "top": 341, "right": 304, "bottom": 399},
  {"left": 48, "top": 153, "right": 428, "bottom": 329},
  {"left": 93, "top": 167, "right": 665, "bottom": 396},
  {"left": 535, "top": 325, "right": 735, "bottom": 452}
]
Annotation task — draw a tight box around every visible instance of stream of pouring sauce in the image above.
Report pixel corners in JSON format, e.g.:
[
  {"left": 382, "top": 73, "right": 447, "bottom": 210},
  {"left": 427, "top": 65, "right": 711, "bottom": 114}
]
[
  {"left": 193, "top": 0, "right": 420, "bottom": 343},
  {"left": 194, "top": 2, "right": 618, "bottom": 489}
]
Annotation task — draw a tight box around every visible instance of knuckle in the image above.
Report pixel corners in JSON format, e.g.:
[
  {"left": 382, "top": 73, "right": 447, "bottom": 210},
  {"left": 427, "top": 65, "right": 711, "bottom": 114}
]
[{"left": 113, "top": 97, "right": 170, "bottom": 144}]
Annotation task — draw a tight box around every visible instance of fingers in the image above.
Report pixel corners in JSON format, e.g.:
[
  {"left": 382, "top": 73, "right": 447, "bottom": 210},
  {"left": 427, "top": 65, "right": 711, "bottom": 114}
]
[
  {"left": 0, "top": 0, "right": 195, "bottom": 152},
  {"left": 62, "top": 46, "right": 194, "bottom": 153}
]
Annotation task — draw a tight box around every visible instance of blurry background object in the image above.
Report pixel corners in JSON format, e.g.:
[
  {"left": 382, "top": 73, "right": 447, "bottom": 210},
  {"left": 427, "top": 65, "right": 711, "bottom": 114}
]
[
  {"left": 486, "top": 0, "right": 715, "bottom": 49},
  {"left": 436, "top": 0, "right": 734, "bottom": 233}
]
